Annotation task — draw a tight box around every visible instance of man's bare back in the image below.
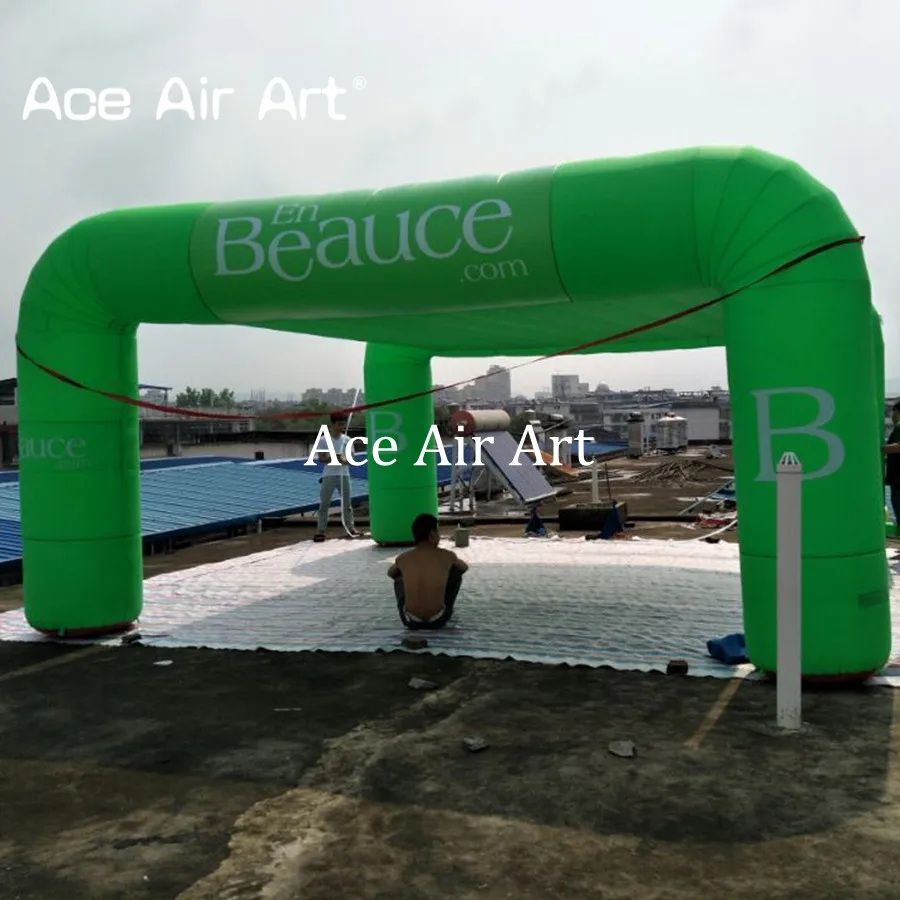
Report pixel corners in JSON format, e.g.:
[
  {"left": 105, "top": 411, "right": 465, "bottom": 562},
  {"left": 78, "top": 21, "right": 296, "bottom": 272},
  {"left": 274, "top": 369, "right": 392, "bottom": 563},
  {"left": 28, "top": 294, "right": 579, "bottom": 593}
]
[{"left": 389, "top": 544, "right": 467, "bottom": 621}]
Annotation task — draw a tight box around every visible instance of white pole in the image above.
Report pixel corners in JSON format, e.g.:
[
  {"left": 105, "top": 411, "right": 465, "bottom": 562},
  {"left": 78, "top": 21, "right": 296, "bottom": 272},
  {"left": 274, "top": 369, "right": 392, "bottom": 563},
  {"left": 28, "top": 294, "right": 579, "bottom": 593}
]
[
  {"left": 468, "top": 438, "right": 476, "bottom": 515},
  {"left": 591, "top": 460, "right": 601, "bottom": 504},
  {"left": 776, "top": 451, "right": 803, "bottom": 731},
  {"left": 469, "top": 458, "right": 476, "bottom": 516},
  {"left": 452, "top": 424, "right": 465, "bottom": 512},
  {"left": 338, "top": 388, "right": 360, "bottom": 536}
]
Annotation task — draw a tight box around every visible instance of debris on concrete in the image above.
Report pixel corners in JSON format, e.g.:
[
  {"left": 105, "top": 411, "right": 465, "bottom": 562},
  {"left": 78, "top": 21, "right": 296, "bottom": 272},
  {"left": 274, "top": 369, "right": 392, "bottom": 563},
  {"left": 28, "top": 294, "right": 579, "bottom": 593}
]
[
  {"left": 122, "top": 631, "right": 169, "bottom": 644},
  {"left": 666, "top": 659, "right": 689, "bottom": 675},
  {"left": 408, "top": 677, "right": 438, "bottom": 690},
  {"left": 608, "top": 739, "right": 636, "bottom": 758},
  {"left": 402, "top": 636, "right": 428, "bottom": 650},
  {"left": 153, "top": 660, "right": 174, "bottom": 667},
  {"left": 634, "top": 459, "right": 730, "bottom": 486},
  {"left": 463, "top": 736, "right": 490, "bottom": 753}
]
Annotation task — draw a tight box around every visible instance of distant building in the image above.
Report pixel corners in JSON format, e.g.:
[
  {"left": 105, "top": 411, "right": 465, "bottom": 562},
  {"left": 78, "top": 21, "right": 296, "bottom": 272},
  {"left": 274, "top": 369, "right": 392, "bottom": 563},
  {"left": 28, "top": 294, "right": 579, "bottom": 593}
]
[
  {"left": 502, "top": 382, "right": 732, "bottom": 444},
  {"left": 669, "top": 398, "right": 729, "bottom": 442},
  {"left": 302, "top": 387, "right": 359, "bottom": 407},
  {"left": 139, "top": 387, "right": 169, "bottom": 406},
  {"left": 0, "top": 378, "right": 16, "bottom": 407},
  {"left": 481, "top": 365, "right": 512, "bottom": 404},
  {"left": 551, "top": 374, "right": 589, "bottom": 399}
]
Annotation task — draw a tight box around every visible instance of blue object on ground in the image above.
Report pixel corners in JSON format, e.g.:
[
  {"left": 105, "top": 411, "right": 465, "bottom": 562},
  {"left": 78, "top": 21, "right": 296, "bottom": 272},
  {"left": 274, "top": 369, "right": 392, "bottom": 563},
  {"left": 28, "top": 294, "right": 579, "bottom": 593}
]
[
  {"left": 599, "top": 501, "right": 625, "bottom": 540},
  {"left": 706, "top": 632, "right": 749, "bottom": 665},
  {"left": 524, "top": 508, "right": 546, "bottom": 535}
]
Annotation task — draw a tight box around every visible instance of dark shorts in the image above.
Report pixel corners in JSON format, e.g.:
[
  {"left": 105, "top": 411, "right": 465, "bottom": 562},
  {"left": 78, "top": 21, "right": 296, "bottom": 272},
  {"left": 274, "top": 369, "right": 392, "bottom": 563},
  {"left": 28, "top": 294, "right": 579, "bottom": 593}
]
[{"left": 394, "top": 567, "right": 463, "bottom": 630}]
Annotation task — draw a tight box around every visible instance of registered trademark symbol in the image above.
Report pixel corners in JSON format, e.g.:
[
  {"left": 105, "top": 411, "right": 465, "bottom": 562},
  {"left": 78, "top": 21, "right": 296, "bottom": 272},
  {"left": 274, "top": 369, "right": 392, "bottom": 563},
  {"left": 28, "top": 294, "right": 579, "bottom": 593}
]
[{"left": 353, "top": 77, "right": 367, "bottom": 90}]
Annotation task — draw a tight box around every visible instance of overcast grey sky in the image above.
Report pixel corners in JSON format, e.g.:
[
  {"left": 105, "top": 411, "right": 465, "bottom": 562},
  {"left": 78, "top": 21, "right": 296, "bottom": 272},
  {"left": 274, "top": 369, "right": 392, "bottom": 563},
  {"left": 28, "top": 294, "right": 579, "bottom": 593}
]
[{"left": 2, "top": 0, "right": 898, "bottom": 397}]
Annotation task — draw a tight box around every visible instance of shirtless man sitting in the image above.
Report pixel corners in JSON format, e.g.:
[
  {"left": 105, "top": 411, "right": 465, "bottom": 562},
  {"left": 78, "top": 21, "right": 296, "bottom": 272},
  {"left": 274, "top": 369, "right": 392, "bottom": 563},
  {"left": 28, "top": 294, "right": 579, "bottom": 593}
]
[{"left": 387, "top": 513, "right": 469, "bottom": 629}]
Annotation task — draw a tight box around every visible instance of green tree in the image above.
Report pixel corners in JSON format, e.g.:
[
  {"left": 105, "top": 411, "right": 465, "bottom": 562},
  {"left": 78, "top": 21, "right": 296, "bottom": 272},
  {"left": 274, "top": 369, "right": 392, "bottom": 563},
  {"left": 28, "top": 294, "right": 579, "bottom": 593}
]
[
  {"left": 175, "top": 386, "right": 201, "bottom": 407},
  {"left": 433, "top": 404, "right": 451, "bottom": 437},
  {"left": 509, "top": 412, "right": 532, "bottom": 436},
  {"left": 175, "top": 387, "right": 236, "bottom": 409}
]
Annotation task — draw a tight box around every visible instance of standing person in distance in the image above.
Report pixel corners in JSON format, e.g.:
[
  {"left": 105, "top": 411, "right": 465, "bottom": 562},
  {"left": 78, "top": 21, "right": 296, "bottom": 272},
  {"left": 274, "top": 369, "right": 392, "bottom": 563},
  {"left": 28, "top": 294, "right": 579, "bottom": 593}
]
[
  {"left": 314, "top": 411, "right": 360, "bottom": 541},
  {"left": 883, "top": 400, "right": 900, "bottom": 529}
]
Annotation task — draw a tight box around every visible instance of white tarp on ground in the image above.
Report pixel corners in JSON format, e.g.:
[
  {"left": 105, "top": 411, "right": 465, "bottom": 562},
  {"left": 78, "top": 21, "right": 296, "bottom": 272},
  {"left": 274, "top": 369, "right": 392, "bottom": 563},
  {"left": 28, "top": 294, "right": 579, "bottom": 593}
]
[{"left": 2, "top": 536, "right": 900, "bottom": 686}]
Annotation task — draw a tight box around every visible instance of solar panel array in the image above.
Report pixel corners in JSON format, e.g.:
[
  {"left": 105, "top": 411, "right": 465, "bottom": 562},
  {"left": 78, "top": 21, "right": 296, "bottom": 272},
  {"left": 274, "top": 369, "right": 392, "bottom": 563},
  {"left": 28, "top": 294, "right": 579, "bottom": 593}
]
[{"left": 477, "top": 431, "right": 558, "bottom": 505}]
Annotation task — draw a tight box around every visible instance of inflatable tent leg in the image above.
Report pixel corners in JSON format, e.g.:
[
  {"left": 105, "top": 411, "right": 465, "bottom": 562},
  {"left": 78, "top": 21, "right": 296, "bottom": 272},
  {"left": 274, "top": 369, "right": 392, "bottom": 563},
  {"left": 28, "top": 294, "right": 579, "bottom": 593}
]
[
  {"left": 17, "top": 325, "right": 142, "bottom": 636},
  {"left": 364, "top": 343, "right": 438, "bottom": 545},
  {"left": 724, "top": 249, "right": 890, "bottom": 677}
]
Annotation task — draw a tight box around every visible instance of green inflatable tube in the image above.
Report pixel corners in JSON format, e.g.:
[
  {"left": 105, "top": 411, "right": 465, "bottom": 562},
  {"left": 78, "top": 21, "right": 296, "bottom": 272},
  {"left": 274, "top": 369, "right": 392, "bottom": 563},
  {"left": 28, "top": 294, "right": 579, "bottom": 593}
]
[
  {"left": 15, "top": 146, "right": 890, "bottom": 676},
  {"left": 363, "top": 343, "right": 438, "bottom": 541}
]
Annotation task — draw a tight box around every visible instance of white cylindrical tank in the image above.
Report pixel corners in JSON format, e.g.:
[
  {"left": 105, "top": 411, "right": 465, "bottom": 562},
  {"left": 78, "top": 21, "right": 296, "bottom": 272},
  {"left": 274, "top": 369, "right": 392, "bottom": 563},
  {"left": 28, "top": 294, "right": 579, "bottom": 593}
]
[
  {"left": 657, "top": 413, "right": 688, "bottom": 450},
  {"left": 626, "top": 412, "right": 644, "bottom": 457},
  {"left": 449, "top": 408, "right": 511, "bottom": 436}
]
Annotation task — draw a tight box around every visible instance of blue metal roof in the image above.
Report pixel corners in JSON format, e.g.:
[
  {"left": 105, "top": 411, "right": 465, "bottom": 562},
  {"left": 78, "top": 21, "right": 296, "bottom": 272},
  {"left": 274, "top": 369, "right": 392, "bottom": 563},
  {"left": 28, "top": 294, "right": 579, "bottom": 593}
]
[
  {"left": 0, "top": 455, "right": 248, "bottom": 483},
  {"left": 0, "top": 517, "right": 21, "bottom": 563},
  {"left": 138, "top": 455, "right": 248, "bottom": 470},
  {"left": 0, "top": 462, "right": 369, "bottom": 566},
  {"left": 580, "top": 440, "right": 627, "bottom": 457},
  {"left": 0, "top": 443, "right": 476, "bottom": 484},
  {"left": 0, "top": 443, "right": 481, "bottom": 566},
  {"left": 139, "top": 462, "right": 368, "bottom": 534}
]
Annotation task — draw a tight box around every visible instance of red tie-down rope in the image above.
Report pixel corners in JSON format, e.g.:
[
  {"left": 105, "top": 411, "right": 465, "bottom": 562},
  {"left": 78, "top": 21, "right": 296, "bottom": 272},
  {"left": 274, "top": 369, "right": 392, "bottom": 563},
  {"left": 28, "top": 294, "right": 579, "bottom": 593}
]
[{"left": 15, "top": 235, "right": 863, "bottom": 421}]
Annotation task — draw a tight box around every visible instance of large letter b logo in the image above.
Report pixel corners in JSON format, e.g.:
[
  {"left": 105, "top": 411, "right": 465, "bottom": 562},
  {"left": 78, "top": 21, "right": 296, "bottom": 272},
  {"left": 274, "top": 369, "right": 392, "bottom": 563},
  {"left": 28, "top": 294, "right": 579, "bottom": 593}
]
[
  {"left": 752, "top": 387, "right": 845, "bottom": 481},
  {"left": 366, "top": 410, "right": 407, "bottom": 453}
]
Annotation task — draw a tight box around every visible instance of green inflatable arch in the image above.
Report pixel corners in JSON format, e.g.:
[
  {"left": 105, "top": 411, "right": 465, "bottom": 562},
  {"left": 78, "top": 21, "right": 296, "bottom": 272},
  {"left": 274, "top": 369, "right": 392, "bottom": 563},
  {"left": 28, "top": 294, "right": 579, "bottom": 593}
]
[{"left": 15, "top": 146, "right": 891, "bottom": 677}]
